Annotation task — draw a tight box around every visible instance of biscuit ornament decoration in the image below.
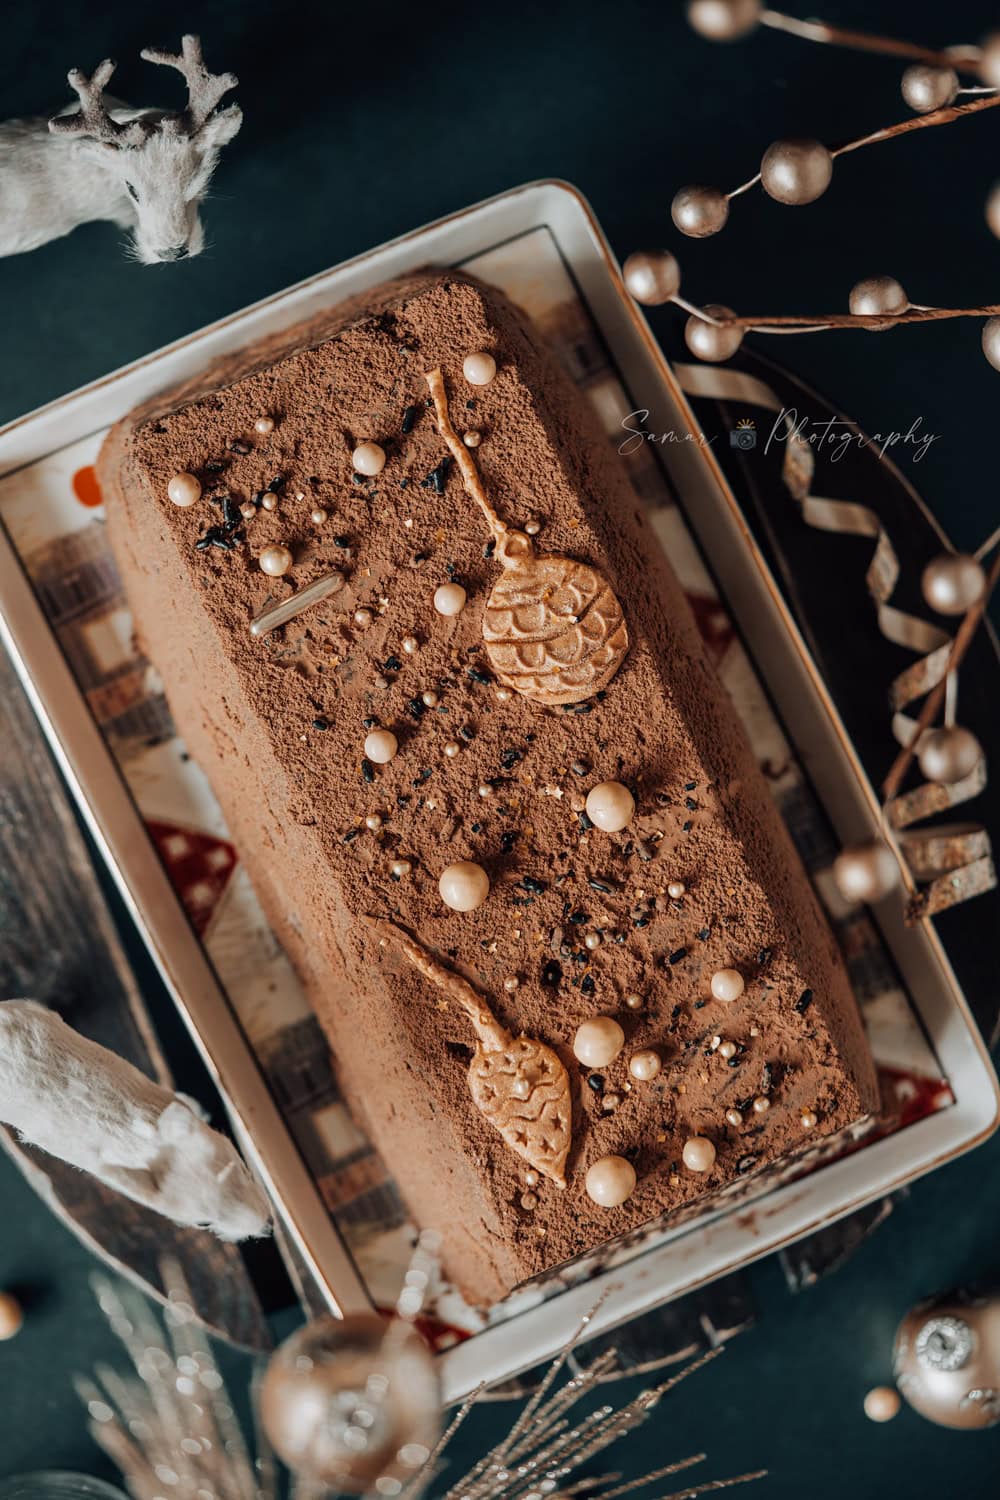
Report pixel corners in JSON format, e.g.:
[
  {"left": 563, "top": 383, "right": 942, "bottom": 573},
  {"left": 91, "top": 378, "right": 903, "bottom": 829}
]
[{"left": 424, "top": 367, "right": 628, "bottom": 706}]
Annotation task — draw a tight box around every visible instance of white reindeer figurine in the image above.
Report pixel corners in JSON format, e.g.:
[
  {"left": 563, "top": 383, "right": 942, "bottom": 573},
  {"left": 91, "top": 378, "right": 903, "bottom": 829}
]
[{"left": 1, "top": 35, "right": 241, "bottom": 263}]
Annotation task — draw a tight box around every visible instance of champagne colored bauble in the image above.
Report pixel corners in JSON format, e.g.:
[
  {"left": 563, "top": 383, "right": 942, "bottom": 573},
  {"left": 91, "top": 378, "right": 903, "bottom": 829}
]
[
  {"left": 833, "top": 840, "right": 900, "bottom": 905},
  {"left": 917, "top": 726, "right": 982, "bottom": 786},
  {"left": 671, "top": 184, "right": 730, "bottom": 238},
  {"left": 979, "top": 32, "right": 1000, "bottom": 88},
  {"left": 901, "top": 64, "right": 958, "bottom": 113},
  {"left": 623, "top": 250, "right": 681, "bottom": 306},
  {"left": 483, "top": 543, "right": 628, "bottom": 705},
  {"left": 981, "top": 316, "right": 1000, "bottom": 371},
  {"left": 686, "top": 0, "right": 761, "bottom": 41},
  {"left": 848, "top": 275, "right": 908, "bottom": 330},
  {"left": 760, "top": 138, "right": 833, "bottom": 205},
  {"left": 894, "top": 1294, "right": 1000, "bottom": 1429},
  {"left": 260, "top": 1313, "right": 441, "bottom": 1489},
  {"left": 921, "top": 553, "right": 986, "bottom": 616},
  {"left": 684, "top": 305, "right": 744, "bottom": 363}
]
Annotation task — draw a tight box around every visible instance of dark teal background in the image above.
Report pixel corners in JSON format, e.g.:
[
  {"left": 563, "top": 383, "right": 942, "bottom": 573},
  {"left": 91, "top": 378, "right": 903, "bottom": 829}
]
[{"left": 3, "top": 2, "right": 1000, "bottom": 1495}]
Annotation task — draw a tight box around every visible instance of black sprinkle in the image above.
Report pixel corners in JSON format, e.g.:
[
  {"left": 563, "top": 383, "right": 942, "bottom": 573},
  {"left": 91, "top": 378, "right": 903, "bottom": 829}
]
[
  {"left": 402, "top": 404, "right": 420, "bottom": 434},
  {"left": 693, "top": 999, "right": 706, "bottom": 1009},
  {"left": 361, "top": 758, "right": 375, "bottom": 784},
  {"left": 422, "top": 456, "right": 452, "bottom": 493},
  {"left": 413, "top": 550, "right": 430, "bottom": 563},
  {"left": 466, "top": 398, "right": 476, "bottom": 410},
  {"left": 542, "top": 960, "right": 563, "bottom": 987},
  {"left": 221, "top": 495, "right": 241, "bottom": 529},
  {"left": 458, "top": 724, "right": 475, "bottom": 742},
  {"left": 268, "top": 474, "right": 286, "bottom": 491},
  {"left": 668, "top": 947, "right": 688, "bottom": 965},
  {"left": 334, "top": 535, "right": 351, "bottom": 549},
  {"left": 697, "top": 927, "right": 711, "bottom": 942},
  {"left": 760, "top": 1062, "right": 773, "bottom": 1094},
  {"left": 383, "top": 656, "right": 402, "bottom": 672},
  {"left": 736, "top": 1155, "right": 759, "bottom": 1174},
  {"left": 408, "top": 698, "right": 427, "bottom": 720},
  {"left": 581, "top": 974, "right": 596, "bottom": 995},
  {"left": 353, "top": 472, "right": 365, "bottom": 484},
  {"left": 522, "top": 876, "right": 546, "bottom": 894},
  {"left": 684, "top": 780, "right": 698, "bottom": 791},
  {"left": 578, "top": 812, "right": 594, "bottom": 832},
  {"left": 685, "top": 797, "right": 698, "bottom": 811},
  {"left": 727, "top": 1057, "right": 742, "bottom": 1068},
  {"left": 396, "top": 794, "right": 411, "bottom": 808},
  {"left": 682, "top": 820, "right": 693, "bottom": 832},
  {"left": 227, "top": 438, "right": 251, "bottom": 454},
  {"left": 203, "top": 458, "right": 227, "bottom": 475},
  {"left": 363, "top": 716, "right": 378, "bottom": 729},
  {"left": 342, "top": 828, "right": 360, "bottom": 843},
  {"left": 483, "top": 539, "right": 496, "bottom": 560},
  {"left": 565, "top": 701, "right": 593, "bottom": 714},
  {"left": 399, "top": 478, "right": 409, "bottom": 490},
  {"left": 571, "top": 761, "right": 590, "bottom": 776},
  {"left": 588, "top": 878, "right": 616, "bottom": 895},
  {"left": 500, "top": 831, "right": 517, "bottom": 854},
  {"left": 568, "top": 910, "right": 589, "bottom": 925},
  {"left": 671, "top": 1004, "right": 683, "bottom": 1019},
  {"left": 634, "top": 917, "right": 649, "bottom": 929},
  {"left": 795, "top": 989, "right": 814, "bottom": 1014},
  {"left": 757, "top": 946, "right": 773, "bottom": 968},
  {"left": 501, "top": 748, "right": 523, "bottom": 770},
  {"left": 586, "top": 1073, "right": 604, "bottom": 1092},
  {"left": 471, "top": 821, "right": 483, "bottom": 834},
  {"left": 468, "top": 667, "right": 492, "bottom": 686},
  {"left": 312, "top": 717, "right": 329, "bottom": 731}
]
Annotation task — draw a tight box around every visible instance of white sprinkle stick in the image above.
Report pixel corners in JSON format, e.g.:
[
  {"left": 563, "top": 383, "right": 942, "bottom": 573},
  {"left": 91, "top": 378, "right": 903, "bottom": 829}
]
[{"left": 250, "top": 570, "right": 344, "bottom": 637}]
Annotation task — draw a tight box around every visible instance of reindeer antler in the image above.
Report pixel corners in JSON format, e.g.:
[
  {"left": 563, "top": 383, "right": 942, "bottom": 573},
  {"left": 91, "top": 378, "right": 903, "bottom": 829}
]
[
  {"left": 140, "top": 35, "right": 238, "bottom": 133},
  {"left": 48, "top": 59, "right": 151, "bottom": 146}
]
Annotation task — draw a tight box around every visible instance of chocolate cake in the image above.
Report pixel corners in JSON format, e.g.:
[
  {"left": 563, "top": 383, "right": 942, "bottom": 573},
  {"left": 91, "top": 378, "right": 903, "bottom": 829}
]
[{"left": 99, "top": 269, "right": 878, "bottom": 1303}]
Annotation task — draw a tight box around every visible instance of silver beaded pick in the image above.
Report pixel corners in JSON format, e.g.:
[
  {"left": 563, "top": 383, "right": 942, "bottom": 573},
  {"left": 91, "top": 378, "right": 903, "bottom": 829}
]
[{"left": 250, "top": 569, "right": 344, "bottom": 637}]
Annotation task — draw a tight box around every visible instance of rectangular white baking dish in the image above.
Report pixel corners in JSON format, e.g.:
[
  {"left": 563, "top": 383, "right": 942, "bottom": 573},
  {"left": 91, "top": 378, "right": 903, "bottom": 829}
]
[{"left": 0, "top": 180, "right": 996, "bottom": 1400}]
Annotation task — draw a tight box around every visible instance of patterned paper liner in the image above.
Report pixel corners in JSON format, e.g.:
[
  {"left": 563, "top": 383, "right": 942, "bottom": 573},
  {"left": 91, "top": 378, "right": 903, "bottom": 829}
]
[{"left": 0, "top": 227, "right": 951, "bottom": 1344}]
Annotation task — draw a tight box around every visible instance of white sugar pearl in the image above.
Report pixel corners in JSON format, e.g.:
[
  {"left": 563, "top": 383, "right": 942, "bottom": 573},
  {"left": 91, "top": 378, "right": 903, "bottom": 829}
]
[
  {"left": 585, "top": 1155, "right": 636, "bottom": 1207},
  {"left": 261, "top": 492, "right": 278, "bottom": 511},
  {"left": 352, "top": 442, "right": 386, "bottom": 476},
  {"left": 503, "top": 975, "right": 520, "bottom": 992},
  {"left": 259, "top": 545, "right": 292, "bottom": 577},
  {"left": 625, "top": 993, "right": 643, "bottom": 1010},
  {"left": 365, "top": 814, "right": 383, "bottom": 831},
  {"left": 629, "top": 1049, "right": 661, "bottom": 1081},
  {"left": 354, "top": 608, "right": 373, "bottom": 627},
  {"left": 434, "top": 583, "right": 467, "bottom": 617},
  {"left": 463, "top": 430, "right": 482, "bottom": 448},
  {"left": 710, "top": 968, "right": 744, "bottom": 1003},
  {"left": 864, "top": 1387, "right": 901, "bottom": 1423},
  {"left": 718, "top": 1041, "right": 737, "bottom": 1061},
  {"left": 463, "top": 351, "right": 497, "bottom": 387},
  {"left": 311, "top": 508, "right": 328, "bottom": 525},
  {"left": 444, "top": 741, "right": 461, "bottom": 759},
  {"left": 240, "top": 502, "right": 256, "bottom": 520},
  {"left": 524, "top": 518, "right": 542, "bottom": 536},
  {"left": 478, "top": 783, "right": 493, "bottom": 798},
  {"left": 800, "top": 1109, "right": 818, "bottom": 1130},
  {"left": 725, "top": 1108, "right": 743, "bottom": 1127},
  {"left": 667, "top": 881, "right": 687, "bottom": 899},
  {"left": 439, "top": 861, "right": 490, "bottom": 912},
  {"left": 585, "top": 782, "right": 635, "bottom": 833},
  {"left": 254, "top": 415, "right": 275, "bottom": 435},
  {"left": 391, "top": 859, "right": 411, "bottom": 878},
  {"left": 422, "top": 690, "right": 440, "bottom": 707},
  {"left": 682, "top": 1136, "right": 716, "bottom": 1173},
  {"left": 752, "top": 1096, "right": 770, "bottom": 1115},
  {"left": 402, "top": 635, "right": 419, "bottom": 655},
  {"left": 364, "top": 729, "right": 398, "bottom": 764},
  {"left": 167, "top": 472, "right": 202, "bottom": 507},
  {"left": 584, "top": 932, "right": 601, "bottom": 951},
  {"left": 0, "top": 1292, "right": 23, "bottom": 1341},
  {"left": 496, "top": 686, "right": 513, "bottom": 702},
  {"left": 573, "top": 1017, "right": 625, "bottom": 1068}
]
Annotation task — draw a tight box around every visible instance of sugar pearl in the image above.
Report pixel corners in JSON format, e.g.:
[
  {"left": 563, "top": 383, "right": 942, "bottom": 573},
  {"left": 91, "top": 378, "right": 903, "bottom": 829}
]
[
  {"left": 752, "top": 1095, "right": 771, "bottom": 1115},
  {"left": 573, "top": 1016, "right": 625, "bottom": 1068},
  {"left": 354, "top": 608, "right": 374, "bottom": 627},
  {"left": 0, "top": 1292, "right": 23, "bottom": 1341},
  {"left": 463, "top": 351, "right": 497, "bottom": 387},
  {"left": 864, "top": 1386, "right": 901, "bottom": 1423},
  {"left": 261, "top": 492, "right": 278, "bottom": 511},
  {"left": 682, "top": 1136, "right": 717, "bottom": 1173},
  {"left": 629, "top": 1049, "right": 661, "bottom": 1082},
  {"left": 439, "top": 860, "right": 490, "bottom": 912},
  {"left": 311, "top": 508, "right": 328, "bottom": 525},
  {"left": 710, "top": 967, "right": 744, "bottom": 1003},
  {"left": 624, "top": 993, "right": 644, "bottom": 1010},
  {"left": 167, "top": 471, "right": 202, "bottom": 507},
  {"left": 585, "top": 1155, "right": 637, "bottom": 1207},
  {"left": 584, "top": 932, "right": 602, "bottom": 951},
  {"left": 503, "top": 975, "right": 520, "bottom": 992},
  {"left": 800, "top": 1109, "right": 818, "bottom": 1130},
  {"left": 364, "top": 729, "right": 398, "bottom": 764},
  {"left": 725, "top": 1108, "right": 743, "bottom": 1127},
  {"left": 259, "top": 544, "right": 293, "bottom": 577},
  {"left": 254, "top": 415, "right": 275, "bottom": 434},
  {"left": 365, "top": 814, "right": 383, "bottom": 831},
  {"left": 352, "top": 441, "right": 386, "bottom": 476},
  {"left": 718, "top": 1041, "right": 737, "bottom": 1061},
  {"left": 524, "top": 519, "right": 542, "bottom": 536},
  {"left": 463, "top": 430, "right": 482, "bottom": 448},
  {"left": 390, "top": 859, "right": 412, "bottom": 878},
  {"left": 240, "top": 502, "right": 256, "bottom": 520},
  {"left": 496, "top": 686, "right": 513, "bottom": 702},
  {"left": 585, "top": 781, "right": 635, "bottom": 833},
  {"left": 602, "top": 1093, "right": 621, "bottom": 1112},
  {"left": 402, "top": 635, "right": 419, "bottom": 655},
  {"left": 444, "top": 741, "right": 461, "bottom": 758},
  {"left": 667, "top": 881, "right": 687, "bottom": 899},
  {"left": 478, "top": 783, "right": 493, "bottom": 798},
  {"left": 419, "top": 691, "right": 438, "bottom": 709},
  {"left": 512, "top": 1077, "right": 531, "bottom": 1100},
  {"left": 524, "top": 1170, "right": 539, "bottom": 1189},
  {"left": 520, "top": 1191, "right": 539, "bottom": 1210},
  {"left": 434, "top": 582, "right": 467, "bottom": 617}
]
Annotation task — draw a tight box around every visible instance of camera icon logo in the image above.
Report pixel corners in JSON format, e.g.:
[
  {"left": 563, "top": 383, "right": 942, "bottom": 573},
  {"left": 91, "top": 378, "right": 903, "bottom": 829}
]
[{"left": 730, "top": 418, "right": 756, "bottom": 451}]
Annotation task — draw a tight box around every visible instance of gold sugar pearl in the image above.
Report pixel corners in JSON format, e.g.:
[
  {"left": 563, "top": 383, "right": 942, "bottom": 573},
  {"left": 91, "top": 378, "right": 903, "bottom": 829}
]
[
  {"left": 402, "top": 635, "right": 420, "bottom": 655},
  {"left": 718, "top": 1041, "right": 737, "bottom": 1061},
  {"left": 254, "top": 415, "right": 275, "bottom": 435},
  {"left": 801, "top": 1109, "right": 818, "bottom": 1130},
  {"left": 421, "top": 690, "right": 440, "bottom": 708},
  {"left": 259, "top": 544, "right": 292, "bottom": 577},
  {"left": 752, "top": 1096, "right": 771, "bottom": 1115},
  {"left": 725, "top": 1108, "right": 743, "bottom": 1127},
  {"left": 167, "top": 471, "right": 202, "bottom": 507},
  {"left": 444, "top": 741, "right": 461, "bottom": 759},
  {"left": 667, "top": 880, "right": 687, "bottom": 899},
  {"left": 364, "top": 729, "right": 398, "bottom": 764},
  {"left": 354, "top": 608, "right": 374, "bottom": 627},
  {"left": 710, "top": 968, "right": 745, "bottom": 1003},
  {"left": 352, "top": 441, "right": 386, "bottom": 476},
  {"left": 311, "top": 508, "right": 328, "bottom": 525},
  {"left": 624, "top": 993, "right": 643, "bottom": 1010},
  {"left": 503, "top": 975, "right": 520, "bottom": 992},
  {"left": 584, "top": 932, "right": 601, "bottom": 951},
  {"left": 520, "top": 1191, "right": 539, "bottom": 1210},
  {"left": 524, "top": 518, "right": 542, "bottom": 536},
  {"left": 365, "top": 814, "right": 383, "bottom": 831},
  {"left": 261, "top": 492, "right": 278, "bottom": 511},
  {"left": 462, "top": 351, "right": 497, "bottom": 387},
  {"left": 463, "top": 430, "right": 482, "bottom": 448},
  {"left": 390, "top": 859, "right": 412, "bottom": 878}
]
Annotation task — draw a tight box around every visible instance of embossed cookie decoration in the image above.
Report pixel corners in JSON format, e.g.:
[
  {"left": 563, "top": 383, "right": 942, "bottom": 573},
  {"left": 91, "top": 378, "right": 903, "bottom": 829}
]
[
  {"left": 424, "top": 368, "right": 628, "bottom": 706},
  {"left": 371, "top": 918, "right": 572, "bottom": 1188}
]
